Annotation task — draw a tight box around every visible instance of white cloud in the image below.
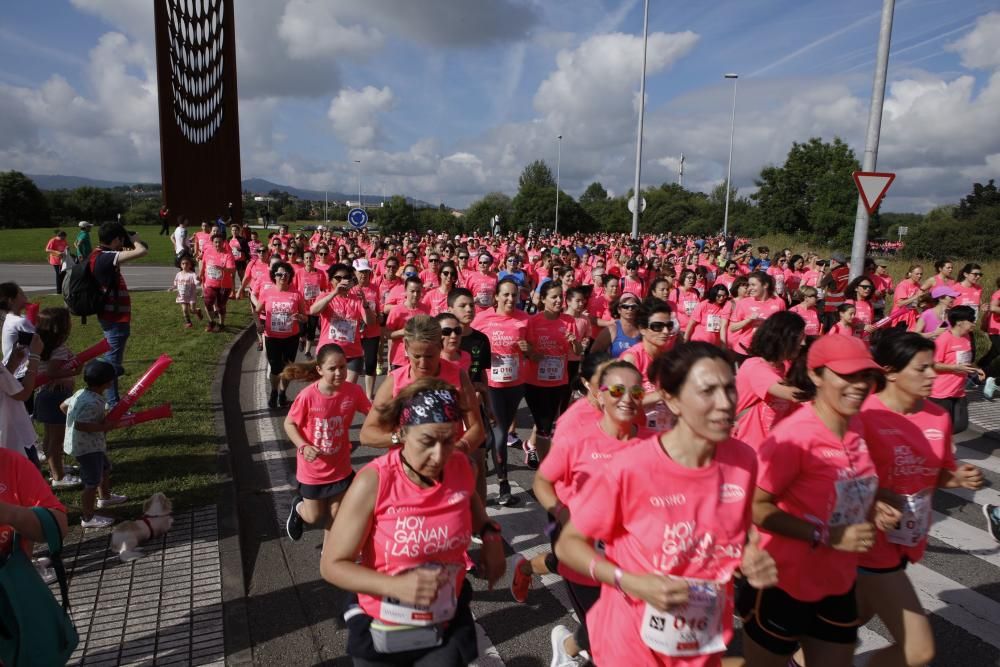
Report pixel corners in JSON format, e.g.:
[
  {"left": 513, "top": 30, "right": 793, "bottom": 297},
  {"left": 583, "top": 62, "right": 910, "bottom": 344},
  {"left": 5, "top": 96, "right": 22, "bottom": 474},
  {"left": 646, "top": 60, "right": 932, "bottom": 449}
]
[
  {"left": 327, "top": 86, "right": 395, "bottom": 147},
  {"left": 946, "top": 11, "right": 1000, "bottom": 70},
  {"left": 277, "top": 0, "right": 384, "bottom": 60}
]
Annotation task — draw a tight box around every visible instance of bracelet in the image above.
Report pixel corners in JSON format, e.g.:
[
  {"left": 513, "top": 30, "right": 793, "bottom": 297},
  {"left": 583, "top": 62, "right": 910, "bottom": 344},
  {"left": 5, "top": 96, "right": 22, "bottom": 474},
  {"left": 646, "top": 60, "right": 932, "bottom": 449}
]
[
  {"left": 588, "top": 556, "right": 599, "bottom": 582},
  {"left": 28, "top": 354, "right": 40, "bottom": 361}
]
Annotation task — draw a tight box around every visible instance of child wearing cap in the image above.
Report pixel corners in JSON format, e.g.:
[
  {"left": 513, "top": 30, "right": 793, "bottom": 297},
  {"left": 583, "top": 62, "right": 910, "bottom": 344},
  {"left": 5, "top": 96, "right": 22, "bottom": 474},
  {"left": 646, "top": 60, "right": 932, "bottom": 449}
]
[
  {"left": 60, "top": 360, "right": 127, "bottom": 528},
  {"left": 930, "top": 306, "right": 985, "bottom": 434},
  {"left": 911, "top": 286, "right": 957, "bottom": 339}
]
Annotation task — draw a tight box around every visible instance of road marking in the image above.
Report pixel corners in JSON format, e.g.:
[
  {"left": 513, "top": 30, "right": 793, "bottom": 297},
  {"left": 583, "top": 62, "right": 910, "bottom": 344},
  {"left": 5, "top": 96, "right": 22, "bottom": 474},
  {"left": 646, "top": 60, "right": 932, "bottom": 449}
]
[
  {"left": 942, "top": 484, "right": 1000, "bottom": 509},
  {"left": 955, "top": 444, "right": 1000, "bottom": 476},
  {"left": 908, "top": 562, "right": 1000, "bottom": 650},
  {"left": 929, "top": 510, "right": 1000, "bottom": 568},
  {"left": 855, "top": 627, "right": 892, "bottom": 666}
]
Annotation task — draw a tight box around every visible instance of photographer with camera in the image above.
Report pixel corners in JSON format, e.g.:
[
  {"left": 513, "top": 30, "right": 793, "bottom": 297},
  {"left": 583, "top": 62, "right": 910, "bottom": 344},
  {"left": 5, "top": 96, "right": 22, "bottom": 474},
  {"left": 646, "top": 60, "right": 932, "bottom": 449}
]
[{"left": 92, "top": 222, "right": 148, "bottom": 406}]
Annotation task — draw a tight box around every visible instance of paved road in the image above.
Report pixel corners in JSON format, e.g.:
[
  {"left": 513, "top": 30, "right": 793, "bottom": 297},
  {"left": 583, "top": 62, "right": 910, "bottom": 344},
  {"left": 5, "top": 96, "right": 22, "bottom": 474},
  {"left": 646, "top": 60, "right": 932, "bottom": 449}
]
[
  {"left": 229, "top": 338, "right": 1000, "bottom": 666},
  {"left": 0, "top": 262, "right": 177, "bottom": 294}
]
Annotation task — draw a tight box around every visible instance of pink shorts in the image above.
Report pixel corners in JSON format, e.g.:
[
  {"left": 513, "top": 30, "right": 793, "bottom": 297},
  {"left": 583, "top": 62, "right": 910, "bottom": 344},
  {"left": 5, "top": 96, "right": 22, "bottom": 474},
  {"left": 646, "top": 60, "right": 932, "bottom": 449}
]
[{"left": 203, "top": 286, "right": 230, "bottom": 313}]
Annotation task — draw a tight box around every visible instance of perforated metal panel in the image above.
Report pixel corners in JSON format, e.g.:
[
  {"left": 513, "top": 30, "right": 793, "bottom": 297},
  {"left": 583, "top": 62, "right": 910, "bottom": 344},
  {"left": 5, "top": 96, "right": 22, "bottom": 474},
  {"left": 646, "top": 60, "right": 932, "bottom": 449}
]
[{"left": 165, "top": 0, "right": 225, "bottom": 144}]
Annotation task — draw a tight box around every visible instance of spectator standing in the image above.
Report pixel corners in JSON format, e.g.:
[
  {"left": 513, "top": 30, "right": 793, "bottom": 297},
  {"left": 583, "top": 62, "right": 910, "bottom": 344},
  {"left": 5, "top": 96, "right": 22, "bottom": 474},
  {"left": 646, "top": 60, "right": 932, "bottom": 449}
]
[
  {"left": 92, "top": 222, "right": 149, "bottom": 406},
  {"left": 171, "top": 217, "right": 189, "bottom": 267},
  {"left": 45, "top": 231, "right": 69, "bottom": 294},
  {"left": 74, "top": 221, "right": 93, "bottom": 263}
]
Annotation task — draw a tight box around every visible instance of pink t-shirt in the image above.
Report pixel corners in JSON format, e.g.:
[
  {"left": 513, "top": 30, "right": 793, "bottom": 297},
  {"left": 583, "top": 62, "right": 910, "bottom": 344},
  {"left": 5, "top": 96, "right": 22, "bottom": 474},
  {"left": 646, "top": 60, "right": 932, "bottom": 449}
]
[
  {"left": 892, "top": 280, "right": 922, "bottom": 328},
  {"left": 386, "top": 303, "right": 431, "bottom": 366},
  {"left": 849, "top": 299, "right": 875, "bottom": 340},
  {"left": 931, "top": 330, "right": 972, "bottom": 399},
  {"left": 465, "top": 272, "right": 498, "bottom": 311},
  {"left": 756, "top": 406, "right": 878, "bottom": 601},
  {"left": 294, "top": 268, "right": 329, "bottom": 306},
  {"left": 953, "top": 283, "right": 982, "bottom": 318},
  {"left": 356, "top": 283, "right": 382, "bottom": 338},
  {"left": 473, "top": 310, "right": 529, "bottom": 388},
  {"left": 858, "top": 394, "right": 955, "bottom": 569},
  {"left": 988, "top": 289, "right": 1000, "bottom": 335},
  {"left": 789, "top": 304, "right": 821, "bottom": 337},
  {"left": 526, "top": 313, "right": 575, "bottom": 387},
  {"left": 261, "top": 289, "right": 304, "bottom": 338},
  {"left": 421, "top": 287, "right": 451, "bottom": 316},
  {"left": 391, "top": 359, "right": 462, "bottom": 397},
  {"left": 567, "top": 314, "right": 591, "bottom": 362},
  {"left": 673, "top": 288, "right": 702, "bottom": 329},
  {"left": 357, "top": 448, "right": 474, "bottom": 623},
  {"left": 287, "top": 381, "right": 371, "bottom": 485},
  {"left": 317, "top": 294, "right": 366, "bottom": 359},
  {"left": 572, "top": 435, "right": 758, "bottom": 667},
  {"left": 202, "top": 247, "right": 235, "bottom": 289},
  {"left": 418, "top": 269, "right": 441, "bottom": 290},
  {"left": 689, "top": 301, "right": 726, "bottom": 346},
  {"left": 0, "top": 449, "right": 66, "bottom": 557},
  {"left": 728, "top": 297, "right": 786, "bottom": 354},
  {"left": 733, "top": 357, "right": 797, "bottom": 451}
]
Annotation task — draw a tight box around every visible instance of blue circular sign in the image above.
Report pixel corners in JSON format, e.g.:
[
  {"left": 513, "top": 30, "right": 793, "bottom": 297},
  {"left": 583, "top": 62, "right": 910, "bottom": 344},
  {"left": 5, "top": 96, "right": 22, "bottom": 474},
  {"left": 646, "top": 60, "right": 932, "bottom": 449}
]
[{"left": 348, "top": 207, "right": 368, "bottom": 229}]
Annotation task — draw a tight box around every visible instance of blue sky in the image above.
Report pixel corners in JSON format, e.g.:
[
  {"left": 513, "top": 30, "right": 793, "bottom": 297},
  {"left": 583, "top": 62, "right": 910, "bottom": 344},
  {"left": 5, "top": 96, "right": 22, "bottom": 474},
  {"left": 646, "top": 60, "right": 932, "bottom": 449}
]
[{"left": 1, "top": 0, "right": 998, "bottom": 212}]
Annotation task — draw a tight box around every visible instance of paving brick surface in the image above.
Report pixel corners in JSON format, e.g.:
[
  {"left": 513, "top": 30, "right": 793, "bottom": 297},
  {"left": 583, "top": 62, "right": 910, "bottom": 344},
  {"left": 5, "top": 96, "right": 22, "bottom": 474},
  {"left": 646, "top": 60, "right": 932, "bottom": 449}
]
[
  {"left": 52, "top": 506, "right": 226, "bottom": 667},
  {"left": 968, "top": 387, "right": 1000, "bottom": 437}
]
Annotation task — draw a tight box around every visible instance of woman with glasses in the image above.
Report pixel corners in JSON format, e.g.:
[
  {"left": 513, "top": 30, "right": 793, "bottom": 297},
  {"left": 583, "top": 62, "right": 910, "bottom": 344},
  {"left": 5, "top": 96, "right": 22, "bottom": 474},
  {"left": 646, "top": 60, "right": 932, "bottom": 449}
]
[
  {"left": 422, "top": 260, "right": 459, "bottom": 316},
  {"left": 352, "top": 260, "right": 382, "bottom": 399},
  {"left": 437, "top": 312, "right": 471, "bottom": 372},
  {"left": 523, "top": 282, "right": 581, "bottom": 466},
  {"left": 313, "top": 245, "right": 331, "bottom": 273},
  {"left": 293, "top": 249, "right": 330, "bottom": 359},
  {"left": 685, "top": 284, "right": 729, "bottom": 347},
  {"left": 419, "top": 253, "right": 442, "bottom": 291},
  {"left": 715, "top": 261, "right": 740, "bottom": 291},
  {"left": 556, "top": 343, "right": 776, "bottom": 667},
  {"left": 622, "top": 303, "right": 678, "bottom": 431},
  {"left": 255, "top": 261, "right": 308, "bottom": 408},
  {"left": 310, "top": 264, "right": 374, "bottom": 384},
  {"left": 733, "top": 312, "right": 806, "bottom": 451},
  {"left": 726, "top": 271, "right": 786, "bottom": 361},
  {"left": 912, "top": 287, "right": 956, "bottom": 339},
  {"left": 954, "top": 263, "right": 984, "bottom": 320},
  {"left": 672, "top": 270, "right": 701, "bottom": 333},
  {"left": 466, "top": 254, "right": 499, "bottom": 312},
  {"left": 377, "top": 259, "right": 402, "bottom": 315},
  {"left": 591, "top": 292, "right": 642, "bottom": 358},
  {"left": 845, "top": 276, "right": 877, "bottom": 341},
  {"left": 790, "top": 286, "right": 822, "bottom": 337}
]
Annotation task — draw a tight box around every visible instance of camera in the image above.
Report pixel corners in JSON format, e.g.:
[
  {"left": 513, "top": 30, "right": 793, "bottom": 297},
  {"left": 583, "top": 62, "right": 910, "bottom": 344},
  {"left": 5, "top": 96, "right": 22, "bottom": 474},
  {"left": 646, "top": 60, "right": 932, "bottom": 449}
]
[{"left": 17, "top": 330, "right": 33, "bottom": 347}]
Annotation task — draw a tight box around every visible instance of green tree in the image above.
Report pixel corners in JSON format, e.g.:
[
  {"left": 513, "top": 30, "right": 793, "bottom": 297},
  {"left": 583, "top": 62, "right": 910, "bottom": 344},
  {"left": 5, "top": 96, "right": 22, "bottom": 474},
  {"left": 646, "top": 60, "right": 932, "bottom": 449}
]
[
  {"left": 751, "top": 137, "right": 860, "bottom": 244},
  {"left": 0, "top": 170, "right": 50, "bottom": 228},
  {"left": 518, "top": 160, "right": 556, "bottom": 190},
  {"left": 579, "top": 182, "right": 609, "bottom": 206},
  {"left": 378, "top": 195, "right": 417, "bottom": 234},
  {"left": 464, "top": 192, "right": 513, "bottom": 233},
  {"left": 956, "top": 179, "right": 1000, "bottom": 219},
  {"left": 66, "top": 187, "right": 124, "bottom": 223}
]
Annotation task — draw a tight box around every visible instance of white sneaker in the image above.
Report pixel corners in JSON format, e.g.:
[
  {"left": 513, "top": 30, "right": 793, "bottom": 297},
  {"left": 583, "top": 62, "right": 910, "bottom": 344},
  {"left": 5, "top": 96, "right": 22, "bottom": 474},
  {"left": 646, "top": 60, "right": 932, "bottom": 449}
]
[
  {"left": 550, "top": 624, "right": 582, "bottom": 667},
  {"left": 985, "top": 377, "right": 997, "bottom": 400},
  {"left": 33, "top": 557, "right": 57, "bottom": 584},
  {"left": 51, "top": 474, "right": 82, "bottom": 489},
  {"left": 37, "top": 450, "right": 47, "bottom": 463},
  {"left": 96, "top": 493, "right": 128, "bottom": 509},
  {"left": 80, "top": 515, "right": 114, "bottom": 529}
]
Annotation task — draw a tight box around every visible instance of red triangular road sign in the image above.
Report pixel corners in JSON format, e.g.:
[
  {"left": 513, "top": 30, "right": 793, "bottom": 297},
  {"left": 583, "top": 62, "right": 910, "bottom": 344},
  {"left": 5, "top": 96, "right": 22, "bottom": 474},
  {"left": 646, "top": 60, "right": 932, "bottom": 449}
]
[{"left": 853, "top": 171, "right": 895, "bottom": 214}]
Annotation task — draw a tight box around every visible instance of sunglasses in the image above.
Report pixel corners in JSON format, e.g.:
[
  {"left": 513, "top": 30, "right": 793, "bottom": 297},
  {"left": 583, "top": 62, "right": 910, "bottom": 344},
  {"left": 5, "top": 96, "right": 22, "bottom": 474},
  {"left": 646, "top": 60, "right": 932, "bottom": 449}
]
[
  {"left": 459, "top": 255, "right": 469, "bottom": 260},
  {"left": 600, "top": 384, "right": 645, "bottom": 400},
  {"left": 441, "top": 326, "right": 463, "bottom": 337},
  {"left": 647, "top": 321, "right": 673, "bottom": 332},
  {"left": 440, "top": 271, "right": 455, "bottom": 277},
  {"left": 619, "top": 303, "right": 638, "bottom": 311},
  {"left": 858, "top": 284, "right": 873, "bottom": 289},
  {"left": 332, "top": 274, "right": 351, "bottom": 281},
  {"left": 318, "top": 252, "right": 328, "bottom": 256},
  {"left": 479, "top": 260, "right": 491, "bottom": 265},
  {"left": 970, "top": 272, "right": 983, "bottom": 277},
  {"left": 386, "top": 265, "right": 399, "bottom": 270},
  {"left": 274, "top": 272, "right": 290, "bottom": 278},
  {"left": 429, "top": 258, "right": 440, "bottom": 263}
]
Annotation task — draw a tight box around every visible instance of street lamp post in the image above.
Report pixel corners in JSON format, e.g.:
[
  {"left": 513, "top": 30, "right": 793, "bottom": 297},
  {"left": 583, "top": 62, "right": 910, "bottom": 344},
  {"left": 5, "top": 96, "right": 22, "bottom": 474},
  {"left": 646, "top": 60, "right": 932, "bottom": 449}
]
[
  {"left": 354, "top": 160, "right": 362, "bottom": 208},
  {"left": 722, "top": 73, "right": 738, "bottom": 238},
  {"left": 555, "top": 134, "right": 562, "bottom": 236},
  {"left": 630, "top": 0, "right": 650, "bottom": 240}
]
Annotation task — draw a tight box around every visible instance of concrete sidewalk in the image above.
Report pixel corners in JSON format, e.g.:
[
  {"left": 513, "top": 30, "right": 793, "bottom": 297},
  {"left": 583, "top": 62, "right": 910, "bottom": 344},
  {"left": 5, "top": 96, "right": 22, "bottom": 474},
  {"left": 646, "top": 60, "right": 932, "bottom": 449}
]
[{"left": 968, "top": 386, "right": 1000, "bottom": 438}]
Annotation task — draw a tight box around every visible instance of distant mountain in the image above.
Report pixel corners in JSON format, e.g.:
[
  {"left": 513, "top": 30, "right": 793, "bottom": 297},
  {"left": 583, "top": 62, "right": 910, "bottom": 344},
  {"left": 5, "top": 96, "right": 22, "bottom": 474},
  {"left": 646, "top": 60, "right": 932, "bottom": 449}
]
[{"left": 24, "top": 173, "right": 434, "bottom": 207}]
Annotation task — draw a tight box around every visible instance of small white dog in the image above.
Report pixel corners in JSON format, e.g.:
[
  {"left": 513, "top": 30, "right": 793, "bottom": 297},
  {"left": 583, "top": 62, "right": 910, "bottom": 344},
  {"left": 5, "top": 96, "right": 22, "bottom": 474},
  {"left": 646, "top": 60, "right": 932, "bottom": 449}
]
[{"left": 110, "top": 492, "right": 174, "bottom": 562}]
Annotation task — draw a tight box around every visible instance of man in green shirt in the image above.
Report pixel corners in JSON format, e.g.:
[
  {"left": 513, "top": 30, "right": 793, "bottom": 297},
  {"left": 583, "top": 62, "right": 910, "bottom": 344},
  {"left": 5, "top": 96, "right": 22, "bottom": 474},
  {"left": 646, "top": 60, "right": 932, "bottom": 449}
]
[{"left": 74, "top": 221, "right": 93, "bottom": 261}]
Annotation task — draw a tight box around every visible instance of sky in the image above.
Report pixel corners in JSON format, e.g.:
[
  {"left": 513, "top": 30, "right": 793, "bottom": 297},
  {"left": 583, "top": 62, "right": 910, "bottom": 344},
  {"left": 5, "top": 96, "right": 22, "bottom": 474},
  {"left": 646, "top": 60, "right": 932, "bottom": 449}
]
[{"left": 0, "top": 0, "right": 998, "bottom": 213}]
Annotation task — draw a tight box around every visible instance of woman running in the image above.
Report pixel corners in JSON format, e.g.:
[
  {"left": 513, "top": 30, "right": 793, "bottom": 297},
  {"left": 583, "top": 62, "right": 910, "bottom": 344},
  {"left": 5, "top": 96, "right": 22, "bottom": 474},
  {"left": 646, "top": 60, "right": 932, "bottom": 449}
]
[
  {"left": 622, "top": 302, "right": 678, "bottom": 431},
  {"left": 726, "top": 271, "right": 786, "bottom": 361},
  {"left": 591, "top": 292, "right": 642, "bottom": 358},
  {"left": 855, "top": 332, "right": 983, "bottom": 667},
  {"left": 685, "top": 284, "right": 729, "bottom": 346},
  {"left": 845, "top": 276, "right": 877, "bottom": 340},
  {"left": 790, "top": 286, "right": 822, "bottom": 337},
  {"left": 282, "top": 344, "right": 372, "bottom": 542},
  {"left": 556, "top": 342, "right": 778, "bottom": 666},
  {"left": 293, "top": 249, "right": 330, "bottom": 359},
  {"left": 254, "top": 261, "right": 307, "bottom": 408},
  {"left": 321, "top": 378, "right": 505, "bottom": 666},
  {"left": 310, "top": 263, "right": 373, "bottom": 384},
  {"left": 891, "top": 266, "right": 924, "bottom": 329}
]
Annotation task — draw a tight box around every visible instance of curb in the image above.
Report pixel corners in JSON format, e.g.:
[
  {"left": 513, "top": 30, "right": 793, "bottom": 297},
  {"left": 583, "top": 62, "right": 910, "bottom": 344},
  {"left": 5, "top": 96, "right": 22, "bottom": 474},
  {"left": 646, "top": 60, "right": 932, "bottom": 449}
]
[{"left": 212, "top": 323, "right": 256, "bottom": 667}]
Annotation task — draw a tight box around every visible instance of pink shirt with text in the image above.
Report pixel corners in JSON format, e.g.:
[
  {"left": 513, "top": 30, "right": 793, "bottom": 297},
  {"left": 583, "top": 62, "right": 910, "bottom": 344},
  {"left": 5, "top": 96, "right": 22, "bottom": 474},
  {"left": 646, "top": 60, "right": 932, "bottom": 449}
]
[{"left": 288, "top": 381, "right": 371, "bottom": 485}]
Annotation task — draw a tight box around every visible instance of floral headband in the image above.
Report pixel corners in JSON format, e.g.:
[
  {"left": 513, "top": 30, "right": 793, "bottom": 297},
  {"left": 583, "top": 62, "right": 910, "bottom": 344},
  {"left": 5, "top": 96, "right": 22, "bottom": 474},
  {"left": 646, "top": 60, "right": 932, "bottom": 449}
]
[{"left": 401, "top": 389, "right": 460, "bottom": 426}]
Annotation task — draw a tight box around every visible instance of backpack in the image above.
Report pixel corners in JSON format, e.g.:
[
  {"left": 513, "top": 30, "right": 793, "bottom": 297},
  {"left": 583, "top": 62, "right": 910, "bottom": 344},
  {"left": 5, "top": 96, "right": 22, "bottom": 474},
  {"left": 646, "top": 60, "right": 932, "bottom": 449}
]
[{"left": 62, "top": 250, "right": 108, "bottom": 317}]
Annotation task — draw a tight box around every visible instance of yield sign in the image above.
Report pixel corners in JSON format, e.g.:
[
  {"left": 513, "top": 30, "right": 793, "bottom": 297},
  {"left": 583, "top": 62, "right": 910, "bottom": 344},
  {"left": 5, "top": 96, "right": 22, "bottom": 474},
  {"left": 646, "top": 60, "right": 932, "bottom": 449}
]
[{"left": 852, "top": 171, "right": 895, "bottom": 214}]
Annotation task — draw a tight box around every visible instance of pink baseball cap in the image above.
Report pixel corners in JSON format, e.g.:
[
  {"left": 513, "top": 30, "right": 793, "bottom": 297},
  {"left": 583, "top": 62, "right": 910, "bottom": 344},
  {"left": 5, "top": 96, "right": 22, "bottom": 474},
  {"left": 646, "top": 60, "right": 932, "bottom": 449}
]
[
  {"left": 807, "top": 335, "right": 882, "bottom": 375},
  {"left": 930, "top": 286, "right": 959, "bottom": 299}
]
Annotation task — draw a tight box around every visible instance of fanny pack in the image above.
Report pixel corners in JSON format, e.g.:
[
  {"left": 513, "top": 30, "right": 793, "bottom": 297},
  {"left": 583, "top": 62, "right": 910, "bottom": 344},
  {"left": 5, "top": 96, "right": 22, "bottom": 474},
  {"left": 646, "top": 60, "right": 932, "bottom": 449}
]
[{"left": 370, "top": 621, "right": 443, "bottom": 653}]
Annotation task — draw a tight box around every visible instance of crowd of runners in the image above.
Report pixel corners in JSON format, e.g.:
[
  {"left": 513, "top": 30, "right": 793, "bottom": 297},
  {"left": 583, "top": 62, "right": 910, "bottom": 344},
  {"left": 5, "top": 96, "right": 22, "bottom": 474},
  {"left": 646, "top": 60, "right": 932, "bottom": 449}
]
[{"left": 42, "top": 220, "right": 998, "bottom": 667}]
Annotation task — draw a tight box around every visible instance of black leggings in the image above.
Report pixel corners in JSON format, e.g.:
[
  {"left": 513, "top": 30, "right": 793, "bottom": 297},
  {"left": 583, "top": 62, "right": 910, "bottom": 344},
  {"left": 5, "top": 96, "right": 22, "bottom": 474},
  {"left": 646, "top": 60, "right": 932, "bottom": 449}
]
[
  {"left": 524, "top": 383, "right": 569, "bottom": 438},
  {"left": 53, "top": 264, "right": 65, "bottom": 294},
  {"left": 265, "top": 335, "right": 299, "bottom": 376},
  {"left": 979, "top": 334, "right": 1000, "bottom": 378},
  {"left": 362, "top": 337, "right": 380, "bottom": 376},
  {"left": 303, "top": 315, "right": 319, "bottom": 342},
  {"left": 487, "top": 384, "right": 525, "bottom": 480},
  {"left": 929, "top": 396, "right": 969, "bottom": 435}
]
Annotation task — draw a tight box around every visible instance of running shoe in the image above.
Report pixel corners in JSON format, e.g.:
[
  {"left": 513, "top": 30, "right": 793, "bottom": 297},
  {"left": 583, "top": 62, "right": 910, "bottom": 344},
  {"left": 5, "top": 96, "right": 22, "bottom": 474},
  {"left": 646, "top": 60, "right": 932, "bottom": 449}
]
[
  {"left": 497, "top": 481, "right": 515, "bottom": 506},
  {"left": 286, "top": 496, "right": 304, "bottom": 541},
  {"left": 511, "top": 557, "right": 531, "bottom": 603},
  {"left": 96, "top": 493, "right": 128, "bottom": 508},
  {"left": 80, "top": 515, "right": 114, "bottom": 529},
  {"left": 184, "top": 321, "right": 193, "bottom": 329},
  {"left": 984, "top": 377, "right": 997, "bottom": 400},
  {"left": 984, "top": 504, "right": 1000, "bottom": 543},
  {"left": 525, "top": 447, "right": 539, "bottom": 470},
  {"left": 507, "top": 433, "right": 523, "bottom": 449},
  {"left": 549, "top": 625, "right": 582, "bottom": 667},
  {"left": 51, "top": 474, "right": 82, "bottom": 489},
  {"left": 268, "top": 390, "right": 278, "bottom": 409}
]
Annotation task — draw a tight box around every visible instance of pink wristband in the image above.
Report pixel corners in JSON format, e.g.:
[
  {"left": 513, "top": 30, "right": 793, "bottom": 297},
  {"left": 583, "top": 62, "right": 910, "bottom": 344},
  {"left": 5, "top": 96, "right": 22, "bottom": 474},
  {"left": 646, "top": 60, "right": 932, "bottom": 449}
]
[{"left": 588, "top": 556, "right": 599, "bottom": 582}]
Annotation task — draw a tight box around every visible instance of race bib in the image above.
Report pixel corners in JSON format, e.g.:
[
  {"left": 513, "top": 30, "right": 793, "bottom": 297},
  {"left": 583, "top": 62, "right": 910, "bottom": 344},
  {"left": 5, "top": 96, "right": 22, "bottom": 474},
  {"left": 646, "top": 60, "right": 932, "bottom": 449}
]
[
  {"left": 475, "top": 289, "right": 494, "bottom": 308},
  {"left": 206, "top": 265, "right": 222, "bottom": 280},
  {"left": 683, "top": 300, "right": 698, "bottom": 316},
  {"left": 270, "top": 312, "right": 292, "bottom": 333},
  {"left": 329, "top": 319, "right": 356, "bottom": 344},
  {"left": 537, "top": 355, "right": 564, "bottom": 382},
  {"left": 303, "top": 283, "right": 320, "bottom": 301},
  {"left": 490, "top": 353, "right": 519, "bottom": 383},
  {"left": 829, "top": 476, "right": 878, "bottom": 527},
  {"left": 705, "top": 314, "right": 722, "bottom": 333},
  {"left": 774, "top": 274, "right": 785, "bottom": 295},
  {"left": 379, "top": 564, "right": 458, "bottom": 626},
  {"left": 956, "top": 350, "right": 973, "bottom": 365},
  {"left": 886, "top": 488, "right": 933, "bottom": 547},
  {"left": 231, "top": 247, "right": 242, "bottom": 259},
  {"left": 640, "top": 579, "right": 726, "bottom": 657},
  {"left": 645, "top": 402, "right": 671, "bottom": 431}
]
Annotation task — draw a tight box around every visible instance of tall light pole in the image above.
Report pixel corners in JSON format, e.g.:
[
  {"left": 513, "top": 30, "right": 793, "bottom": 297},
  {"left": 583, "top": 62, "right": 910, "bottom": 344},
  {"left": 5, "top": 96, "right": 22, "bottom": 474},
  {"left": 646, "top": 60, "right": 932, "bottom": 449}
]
[
  {"left": 555, "top": 134, "right": 562, "bottom": 236},
  {"left": 630, "top": 0, "right": 649, "bottom": 240},
  {"left": 722, "top": 73, "right": 738, "bottom": 238},
  {"left": 849, "top": 0, "right": 895, "bottom": 280},
  {"left": 353, "top": 160, "right": 362, "bottom": 208}
]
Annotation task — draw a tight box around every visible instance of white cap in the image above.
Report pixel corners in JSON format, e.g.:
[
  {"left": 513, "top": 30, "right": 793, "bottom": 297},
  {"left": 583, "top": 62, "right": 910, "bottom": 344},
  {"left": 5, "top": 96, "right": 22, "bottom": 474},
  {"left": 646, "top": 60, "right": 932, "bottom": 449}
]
[
  {"left": 353, "top": 258, "right": 373, "bottom": 272},
  {"left": 78, "top": 221, "right": 92, "bottom": 228}
]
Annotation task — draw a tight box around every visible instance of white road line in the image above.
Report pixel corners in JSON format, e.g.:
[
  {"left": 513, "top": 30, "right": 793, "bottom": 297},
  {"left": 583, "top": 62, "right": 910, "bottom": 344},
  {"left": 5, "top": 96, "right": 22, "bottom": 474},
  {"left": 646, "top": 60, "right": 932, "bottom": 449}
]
[
  {"left": 929, "top": 510, "right": 1000, "bottom": 568},
  {"left": 908, "top": 562, "right": 1000, "bottom": 650},
  {"left": 941, "top": 484, "right": 1000, "bottom": 509},
  {"left": 956, "top": 444, "right": 1000, "bottom": 476},
  {"left": 855, "top": 627, "right": 892, "bottom": 666}
]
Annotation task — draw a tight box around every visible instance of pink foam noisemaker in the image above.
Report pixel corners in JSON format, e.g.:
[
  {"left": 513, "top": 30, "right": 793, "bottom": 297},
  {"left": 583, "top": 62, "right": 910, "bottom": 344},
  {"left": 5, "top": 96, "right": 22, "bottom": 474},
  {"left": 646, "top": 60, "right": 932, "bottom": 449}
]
[
  {"left": 108, "top": 403, "right": 172, "bottom": 430},
  {"left": 104, "top": 354, "right": 173, "bottom": 423},
  {"left": 34, "top": 338, "right": 111, "bottom": 387}
]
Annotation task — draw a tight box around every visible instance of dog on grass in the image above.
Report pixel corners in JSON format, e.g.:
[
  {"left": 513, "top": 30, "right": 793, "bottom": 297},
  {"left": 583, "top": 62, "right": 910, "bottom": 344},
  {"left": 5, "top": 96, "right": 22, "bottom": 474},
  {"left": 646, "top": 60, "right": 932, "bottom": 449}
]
[{"left": 110, "top": 492, "right": 174, "bottom": 562}]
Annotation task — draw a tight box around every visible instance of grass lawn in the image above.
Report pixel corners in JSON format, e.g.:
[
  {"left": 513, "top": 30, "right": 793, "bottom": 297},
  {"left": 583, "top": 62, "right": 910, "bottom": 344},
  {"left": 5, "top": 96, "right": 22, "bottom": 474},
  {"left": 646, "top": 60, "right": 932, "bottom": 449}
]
[
  {"left": 0, "top": 224, "right": 179, "bottom": 266},
  {"left": 33, "top": 289, "right": 252, "bottom": 518}
]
